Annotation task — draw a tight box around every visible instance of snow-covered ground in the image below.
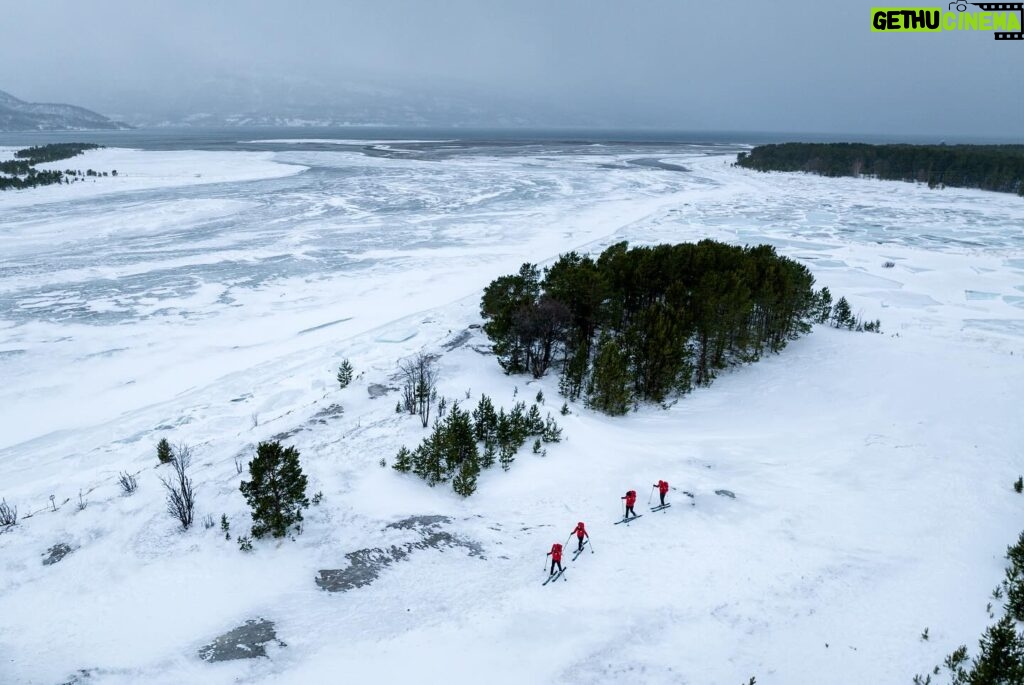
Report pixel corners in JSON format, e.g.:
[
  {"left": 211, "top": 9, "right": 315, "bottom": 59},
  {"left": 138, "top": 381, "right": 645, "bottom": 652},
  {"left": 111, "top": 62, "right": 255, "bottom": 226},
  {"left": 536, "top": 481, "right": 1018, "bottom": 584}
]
[{"left": 0, "top": 142, "right": 1022, "bottom": 684}]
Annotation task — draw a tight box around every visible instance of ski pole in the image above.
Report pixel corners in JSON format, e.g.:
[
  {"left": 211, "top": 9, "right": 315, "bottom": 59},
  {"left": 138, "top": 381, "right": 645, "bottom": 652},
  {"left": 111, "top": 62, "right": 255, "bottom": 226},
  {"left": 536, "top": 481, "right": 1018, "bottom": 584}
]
[
  {"left": 588, "top": 536, "right": 595, "bottom": 554},
  {"left": 648, "top": 485, "right": 655, "bottom": 505}
]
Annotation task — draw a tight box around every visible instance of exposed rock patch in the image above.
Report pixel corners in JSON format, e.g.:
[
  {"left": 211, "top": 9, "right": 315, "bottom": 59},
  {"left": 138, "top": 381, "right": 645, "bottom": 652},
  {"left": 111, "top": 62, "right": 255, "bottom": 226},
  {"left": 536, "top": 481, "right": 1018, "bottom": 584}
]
[
  {"left": 310, "top": 403, "right": 345, "bottom": 424},
  {"left": 443, "top": 329, "right": 473, "bottom": 351},
  {"left": 42, "top": 543, "right": 74, "bottom": 566},
  {"left": 367, "top": 383, "right": 397, "bottom": 399},
  {"left": 197, "top": 618, "right": 285, "bottom": 662},
  {"left": 714, "top": 489, "right": 736, "bottom": 499},
  {"left": 316, "top": 515, "right": 484, "bottom": 593}
]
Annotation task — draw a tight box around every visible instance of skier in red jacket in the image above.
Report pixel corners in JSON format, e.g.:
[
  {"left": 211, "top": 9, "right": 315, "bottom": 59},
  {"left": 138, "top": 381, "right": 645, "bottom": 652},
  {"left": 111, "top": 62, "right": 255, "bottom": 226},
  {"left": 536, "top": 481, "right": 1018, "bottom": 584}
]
[
  {"left": 621, "top": 490, "right": 637, "bottom": 519},
  {"left": 547, "top": 542, "right": 564, "bottom": 575},
  {"left": 571, "top": 521, "right": 589, "bottom": 552},
  {"left": 654, "top": 480, "right": 670, "bottom": 506}
]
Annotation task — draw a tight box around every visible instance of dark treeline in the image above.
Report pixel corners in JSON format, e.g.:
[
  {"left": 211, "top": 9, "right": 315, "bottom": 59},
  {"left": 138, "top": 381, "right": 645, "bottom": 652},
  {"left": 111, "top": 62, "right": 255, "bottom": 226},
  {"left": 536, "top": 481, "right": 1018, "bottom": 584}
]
[
  {"left": 14, "top": 143, "right": 100, "bottom": 164},
  {"left": 736, "top": 143, "right": 1024, "bottom": 196},
  {"left": 0, "top": 142, "right": 106, "bottom": 191},
  {"left": 480, "top": 240, "right": 828, "bottom": 415}
]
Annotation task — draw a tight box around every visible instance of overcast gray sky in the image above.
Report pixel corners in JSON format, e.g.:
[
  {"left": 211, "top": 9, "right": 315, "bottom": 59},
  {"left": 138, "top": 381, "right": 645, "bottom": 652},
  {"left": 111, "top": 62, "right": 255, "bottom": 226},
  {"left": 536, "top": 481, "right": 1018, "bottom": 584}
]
[{"left": 1, "top": 0, "right": 1021, "bottom": 136}]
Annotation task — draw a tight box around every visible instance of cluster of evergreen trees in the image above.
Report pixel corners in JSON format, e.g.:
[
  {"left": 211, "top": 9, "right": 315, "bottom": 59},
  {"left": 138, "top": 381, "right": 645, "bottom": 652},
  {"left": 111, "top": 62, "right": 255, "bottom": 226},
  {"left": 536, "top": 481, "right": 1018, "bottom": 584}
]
[
  {"left": 736, "top": 142, "right": 1024, "bottom": 196},
  {"left": 14, "top": 143, "right": 100, "bottom": 164},
  {"left": 0, "top": 142, "right": 105, "bottom": 191},
  {"left": 480, "top": 240, "right": 827, "bottom": 415},
  {"left": 914, "top": 531, "right": 1024, "bottom": 683},
  {"left": 819, "top": 288, "right": 881, "bottom": 332},
  {"left": 393, "top": 394, "right": 562, "bottom": 496}
]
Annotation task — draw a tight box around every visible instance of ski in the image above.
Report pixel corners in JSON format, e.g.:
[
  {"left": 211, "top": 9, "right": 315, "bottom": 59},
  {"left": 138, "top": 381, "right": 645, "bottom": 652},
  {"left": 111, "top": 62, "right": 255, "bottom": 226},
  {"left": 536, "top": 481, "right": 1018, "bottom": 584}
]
[
  {"left": 613, "top": 514, "right": 643, "bottom": 525},
  {"left": 650, "top": 503, "right": 672, "bottom": 512},
  {"left": 571, "top": 540, "right": 589, "bottom": 560},
  {"left": 542, "top": 569, "right": 566, "bottom": 586}
]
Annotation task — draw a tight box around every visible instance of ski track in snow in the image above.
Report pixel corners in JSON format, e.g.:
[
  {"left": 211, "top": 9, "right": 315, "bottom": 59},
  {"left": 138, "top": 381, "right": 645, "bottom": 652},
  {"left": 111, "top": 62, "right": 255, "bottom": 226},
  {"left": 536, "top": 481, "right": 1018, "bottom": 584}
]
[{"left": 0, "top": 144, "right": 1023, "bottom": 684}]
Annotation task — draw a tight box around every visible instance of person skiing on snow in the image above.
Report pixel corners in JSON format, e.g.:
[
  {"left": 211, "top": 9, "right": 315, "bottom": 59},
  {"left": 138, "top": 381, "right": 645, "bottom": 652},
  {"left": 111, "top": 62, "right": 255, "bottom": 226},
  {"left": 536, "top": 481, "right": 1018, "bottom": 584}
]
[
  {"left": 570, "top": 521, "right": 589, "bottom": 552},
  {"left": 621, "top": 490, "right": 637, "bottom": 519},
  {"left": 654, "top": 480, "right": 670, "bottom": 506},
  {"left": 547, "top": 542, "right": 564, "bottom": 575}
]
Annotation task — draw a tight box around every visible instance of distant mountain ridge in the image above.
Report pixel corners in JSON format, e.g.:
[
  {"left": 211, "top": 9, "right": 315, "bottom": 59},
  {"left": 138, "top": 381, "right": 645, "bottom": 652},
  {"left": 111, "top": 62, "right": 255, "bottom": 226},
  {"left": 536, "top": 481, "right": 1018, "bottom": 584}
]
[{"left": 0, "top": 89, "right": 128, "bottom": 131}]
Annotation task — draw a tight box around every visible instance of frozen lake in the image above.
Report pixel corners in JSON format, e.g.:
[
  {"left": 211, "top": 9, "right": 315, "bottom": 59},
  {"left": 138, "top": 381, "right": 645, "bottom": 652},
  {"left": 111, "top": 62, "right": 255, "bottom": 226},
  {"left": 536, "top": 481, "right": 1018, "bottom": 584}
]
[{"left": 1, "top": 133, "right": 1023, "bottom": 685}]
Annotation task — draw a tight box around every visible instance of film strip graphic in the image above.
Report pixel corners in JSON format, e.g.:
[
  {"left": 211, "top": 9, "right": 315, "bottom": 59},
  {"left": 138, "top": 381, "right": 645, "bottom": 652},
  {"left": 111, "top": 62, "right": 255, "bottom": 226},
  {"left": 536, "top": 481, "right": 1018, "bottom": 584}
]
[{"left": 969, "top": 2, "right": 1024, "bottom": 39}]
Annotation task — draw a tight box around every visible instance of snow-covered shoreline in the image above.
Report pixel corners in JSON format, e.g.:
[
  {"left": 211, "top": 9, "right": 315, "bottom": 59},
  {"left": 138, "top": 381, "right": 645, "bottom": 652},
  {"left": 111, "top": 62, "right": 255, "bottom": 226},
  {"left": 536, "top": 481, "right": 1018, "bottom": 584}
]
[
  {"left": 0, "top": 146, "right": 307, "bottom": 209},
  {"left": 1, "top": 145, "right": 1022, "bottom": 684}
]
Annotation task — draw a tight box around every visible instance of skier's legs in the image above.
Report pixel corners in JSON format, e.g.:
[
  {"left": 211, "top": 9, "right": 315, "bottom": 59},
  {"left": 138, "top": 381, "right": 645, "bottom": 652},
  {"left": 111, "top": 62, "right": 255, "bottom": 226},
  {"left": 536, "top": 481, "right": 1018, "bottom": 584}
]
[
  {"left": 577, "top": 535, "right": 584, "bottom": 551},
  {"left": 659, "top": 492, "right": 666, "bottom": 506},
  {"left": 550, "top": 559, "right": 557, "bottom": 574}
]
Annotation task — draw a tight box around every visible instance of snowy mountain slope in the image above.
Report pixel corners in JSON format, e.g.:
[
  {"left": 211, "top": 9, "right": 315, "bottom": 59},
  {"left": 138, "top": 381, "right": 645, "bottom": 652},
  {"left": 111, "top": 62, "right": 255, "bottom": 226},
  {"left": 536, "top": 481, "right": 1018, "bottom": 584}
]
[
  {"left": 0, "top": 89, "right": 128, "bottom": 131},
  {"left": 0, "top": 145, "right": 1022, "bottom": 684}
]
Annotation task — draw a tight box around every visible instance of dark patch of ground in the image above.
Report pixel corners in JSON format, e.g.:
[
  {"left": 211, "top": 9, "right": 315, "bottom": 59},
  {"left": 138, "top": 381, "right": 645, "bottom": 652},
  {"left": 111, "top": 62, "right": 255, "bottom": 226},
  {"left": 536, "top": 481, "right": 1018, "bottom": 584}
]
[
  {"left": 316, "top": 515, "right": 484, "bottom": 592},
  {"left": 197, "top": 618, "right": 285, "bottom": 662},
  {"left": 42, "top": 543, "right": 74, "bottom": 566}
]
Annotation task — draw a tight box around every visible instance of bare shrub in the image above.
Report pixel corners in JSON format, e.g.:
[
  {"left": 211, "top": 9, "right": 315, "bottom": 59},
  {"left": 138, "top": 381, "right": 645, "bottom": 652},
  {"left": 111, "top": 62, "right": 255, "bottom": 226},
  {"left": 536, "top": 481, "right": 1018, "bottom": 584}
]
[
  {"left": 398, "top": 352, "right": 439, "bottom": 428},
  {"left": 160, "top": 444, "right": 196, "bottom": 530},
  {"left": 118, "top": 471, "right": 138, "bottom": 495},
  {"left": 0, "top": 499, "right": 16, "bottom": 527}
]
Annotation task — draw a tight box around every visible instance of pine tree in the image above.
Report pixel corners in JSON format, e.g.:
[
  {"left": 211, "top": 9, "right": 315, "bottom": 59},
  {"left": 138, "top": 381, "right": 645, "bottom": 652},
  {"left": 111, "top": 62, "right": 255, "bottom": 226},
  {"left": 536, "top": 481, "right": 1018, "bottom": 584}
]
[
  {"left": 440, "top": 402, "right": 478, "bottom": 477},
  {"left": 831, "top": 297, "right": 855, "bottom": 330},
  {"left": 481, "top": 442, "right": 497, "bottom": 469},
  {"left": 336, "top": 359, "right": 354, "bottom": 388},
  {"left": 393, "top": 446, "right": 413, "bottom": 473},
  {"left": 452, "top": 456, "right": 480, "bottom": 497},
  {"left": 156, "top": 437, "right": 173, "bottom": 464},
  {"left": 472, "top": 394, "right": 498, "bottom": 444},
  {"left": 507, "top": 402, "right": 530, "bottom": 447},
  {"left": 239, "top": 441, "right": 310, "bottom": 539},
  {"left": 966, "top": 615, "right": 1024, "bottom": 683},
  {"left": 815, "top": 287, "right": 833, "bottom": 324},
  {"left": 542, "top": 414, "right": 562, "bottom": 443},
  {"left": 526, "top": 404, "right": 545, "bottom": 434},
  {"left": 498, "top": 443, "right": 516, "bottom": 471},
  {"left": 587, "top": 334, "right": 633, "bottom": 415}
]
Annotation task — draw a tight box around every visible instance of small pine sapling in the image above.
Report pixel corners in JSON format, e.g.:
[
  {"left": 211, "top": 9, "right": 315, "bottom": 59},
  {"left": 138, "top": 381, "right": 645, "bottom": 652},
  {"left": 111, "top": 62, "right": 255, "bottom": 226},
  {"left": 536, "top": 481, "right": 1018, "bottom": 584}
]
[
  {"left": 541, "top": 414, "right": 562, "bottom": 443},
  {"left": 237, "top": 535, "right": 253, "bottom": 552},
  {"left": 1015, "top": 476, "right": 1023, "bottom": 494},
  {"left": 560, "top": 402, "right": 570, "bottom": 416},
  {"left": 221, "top": 514, "right": 230, "bottom": 540},
  {"left": 156, "top": 437, "right": 173, "bottom": 464},
  {"left": 393, "top": 447, "right": 413, "bottom": 473},
  {"left": 336, "top": 359, "right": 354, "bottom": 388}
]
